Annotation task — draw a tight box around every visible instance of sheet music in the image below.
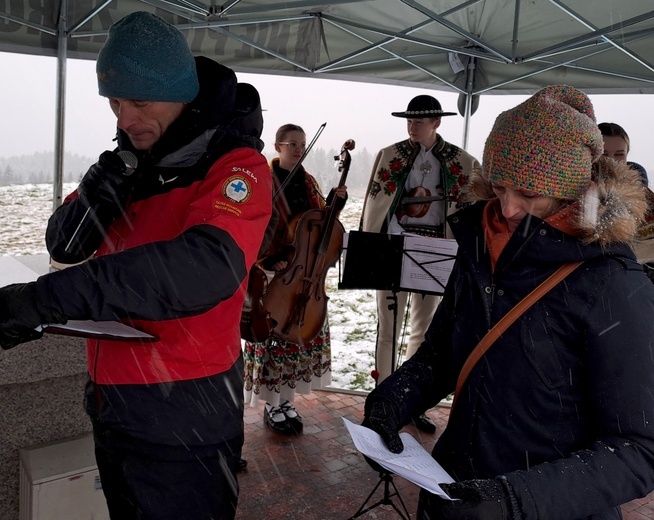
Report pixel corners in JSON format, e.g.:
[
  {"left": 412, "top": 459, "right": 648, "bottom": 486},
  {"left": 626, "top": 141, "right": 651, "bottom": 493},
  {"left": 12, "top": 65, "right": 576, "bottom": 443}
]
[
  {"left": 341, "top": 232, "right": 349, "bottom": 270},
  {"left": 400, "top": 235, "right": 458, "bottom": 294},
  {"left": 343, "top": 418, "right": 455, "bottom": 498}
]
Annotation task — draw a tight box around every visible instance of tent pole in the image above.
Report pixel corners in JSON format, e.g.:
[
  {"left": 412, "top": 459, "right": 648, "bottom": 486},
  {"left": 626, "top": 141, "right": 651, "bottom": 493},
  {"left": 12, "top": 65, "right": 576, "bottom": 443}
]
[
  {"left": 53, "top": 0, "right": 67, "bottom": 212},
  {"left": 461, "top": 56, "right": 476, "bottom": 151},
  {"left": 462, "top": 93, "right": 472, "bottom": 150}
]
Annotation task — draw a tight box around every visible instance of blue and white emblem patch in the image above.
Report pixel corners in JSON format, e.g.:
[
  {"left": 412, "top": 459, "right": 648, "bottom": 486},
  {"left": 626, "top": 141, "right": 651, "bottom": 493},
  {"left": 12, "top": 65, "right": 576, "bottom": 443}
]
[{"left": 223, "top": 175, "right": 252, "bottom": 203}]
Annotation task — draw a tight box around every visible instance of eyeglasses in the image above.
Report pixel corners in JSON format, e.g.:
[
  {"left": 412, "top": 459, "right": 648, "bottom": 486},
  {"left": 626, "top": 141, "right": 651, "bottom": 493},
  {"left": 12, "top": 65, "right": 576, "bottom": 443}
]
[{"left": 278, "top": 141, "right": 307, "bottom": 150}]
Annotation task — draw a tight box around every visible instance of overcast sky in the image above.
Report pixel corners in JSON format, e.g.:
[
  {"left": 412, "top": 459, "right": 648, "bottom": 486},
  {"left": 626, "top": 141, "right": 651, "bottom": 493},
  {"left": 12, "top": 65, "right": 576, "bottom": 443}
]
[{"left": 0, "top": 50, "right": 652, "bottom": 176}]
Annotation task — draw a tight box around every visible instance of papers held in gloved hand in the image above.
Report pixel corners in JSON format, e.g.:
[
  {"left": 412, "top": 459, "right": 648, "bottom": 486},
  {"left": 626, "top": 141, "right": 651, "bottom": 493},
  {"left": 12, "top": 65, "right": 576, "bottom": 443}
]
[
  {"left": 0, "top": 255, "right": 158, "bottom": 342},
  {"left": 343, "top": 418, "right": 455, "bottom": 499},
  {"left": 36, "top": 320, "right": 157, "bottom": 342}
]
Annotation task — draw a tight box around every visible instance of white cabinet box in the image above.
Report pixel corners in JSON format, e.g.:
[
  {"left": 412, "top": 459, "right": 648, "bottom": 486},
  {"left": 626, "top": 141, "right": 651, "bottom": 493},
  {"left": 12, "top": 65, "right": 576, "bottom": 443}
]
[{"left": 19, "top": 434, "right": 109, "bottom": 520}]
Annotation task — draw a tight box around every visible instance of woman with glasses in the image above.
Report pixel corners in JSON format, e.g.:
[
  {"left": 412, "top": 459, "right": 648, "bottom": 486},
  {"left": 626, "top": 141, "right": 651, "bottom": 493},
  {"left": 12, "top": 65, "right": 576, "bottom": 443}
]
[{"left": 243, "top": 123, "right": 347, "bottom": 436}]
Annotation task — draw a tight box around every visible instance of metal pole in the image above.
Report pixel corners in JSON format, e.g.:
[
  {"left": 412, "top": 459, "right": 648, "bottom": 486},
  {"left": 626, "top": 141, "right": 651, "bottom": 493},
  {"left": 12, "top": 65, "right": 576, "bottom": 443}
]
[
  {"left": 53, "top": 0, "right": 67, "bottom": 212},
  {"left": 462, "top": 94, "right": 472, "bottom": 150},
  {"left": 461, "top": 56, "right": 476, "bottom": 150}
]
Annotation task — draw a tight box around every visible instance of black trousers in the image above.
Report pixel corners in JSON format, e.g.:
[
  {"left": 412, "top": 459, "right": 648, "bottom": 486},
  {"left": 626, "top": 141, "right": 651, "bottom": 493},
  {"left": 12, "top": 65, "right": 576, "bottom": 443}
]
[{"left": 93, "top": 423, "right": 242, "bottom": 520}]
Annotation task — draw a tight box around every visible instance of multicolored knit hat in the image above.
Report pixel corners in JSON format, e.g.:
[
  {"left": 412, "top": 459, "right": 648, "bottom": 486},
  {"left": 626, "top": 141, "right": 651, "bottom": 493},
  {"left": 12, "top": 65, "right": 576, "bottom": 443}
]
[
  {"left": 483, "top": 85, "right": 604, "bottom": 199},
  {"left": 96, "top": 12, "right": 199, "bottom": 103}
]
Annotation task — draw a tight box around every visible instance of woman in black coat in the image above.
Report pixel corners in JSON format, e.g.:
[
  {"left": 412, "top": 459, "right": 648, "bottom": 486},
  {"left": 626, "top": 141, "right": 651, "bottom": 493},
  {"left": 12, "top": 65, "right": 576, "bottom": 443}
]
[{"left": 363, "top": 85, "right": 654, "bottom": 520}]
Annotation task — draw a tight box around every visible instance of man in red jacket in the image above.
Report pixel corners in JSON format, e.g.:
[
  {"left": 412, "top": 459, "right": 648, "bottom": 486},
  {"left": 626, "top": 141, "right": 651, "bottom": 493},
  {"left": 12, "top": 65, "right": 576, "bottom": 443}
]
[{"left": 0, "top": 12, "right": 271, "bottom": 520}]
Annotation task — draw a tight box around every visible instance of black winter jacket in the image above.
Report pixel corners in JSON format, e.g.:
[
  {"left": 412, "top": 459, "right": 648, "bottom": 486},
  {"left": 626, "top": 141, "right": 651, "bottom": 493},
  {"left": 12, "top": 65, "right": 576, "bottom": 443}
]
[{"left": 368, "top": 159, "right": 654, "bottom": 519}]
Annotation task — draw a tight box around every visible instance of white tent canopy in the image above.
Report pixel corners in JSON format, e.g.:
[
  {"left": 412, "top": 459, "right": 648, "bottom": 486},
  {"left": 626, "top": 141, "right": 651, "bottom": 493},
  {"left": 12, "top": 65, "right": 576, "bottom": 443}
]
[{"left": 1, "top": 0, "right": 654, "bottom": 205}]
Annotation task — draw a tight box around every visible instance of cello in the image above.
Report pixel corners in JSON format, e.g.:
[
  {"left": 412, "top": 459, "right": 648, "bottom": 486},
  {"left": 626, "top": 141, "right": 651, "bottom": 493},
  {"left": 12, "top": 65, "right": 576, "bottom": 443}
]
[
  {"left": 262, "top": 139, "right": 355, "bottom": 345},
  {"left": 240, "top": 264, "right": 276, "bottom": 343},
  {"left": 240, "top": 124, "right": 327, "bottom": 343}
]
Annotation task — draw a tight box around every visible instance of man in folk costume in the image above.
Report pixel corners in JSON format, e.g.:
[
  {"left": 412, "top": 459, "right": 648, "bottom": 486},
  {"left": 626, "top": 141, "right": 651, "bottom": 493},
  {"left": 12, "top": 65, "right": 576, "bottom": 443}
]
[{"left": 359, "top": 95, "right": 480, "bottom": 433}]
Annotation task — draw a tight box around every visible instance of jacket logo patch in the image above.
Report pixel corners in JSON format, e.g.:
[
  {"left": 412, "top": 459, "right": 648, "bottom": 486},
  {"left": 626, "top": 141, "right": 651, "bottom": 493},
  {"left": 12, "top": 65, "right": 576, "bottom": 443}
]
[{"left": 223, "top": 175, "right": 251, "bottom": 203}]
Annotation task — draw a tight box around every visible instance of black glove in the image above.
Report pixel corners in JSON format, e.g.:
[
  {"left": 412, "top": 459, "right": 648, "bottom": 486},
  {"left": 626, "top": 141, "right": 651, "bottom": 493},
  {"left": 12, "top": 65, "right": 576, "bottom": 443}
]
[
  {"left": 77, "top": 151, "right": 137, "bottom": 218},
  {"left": 0, "top": 283, "right": 67, "bottom": 350},
  {"left": 430, "top": 478, "right": 521, "bottom": 520},
  {"left": 362, "top": 398, "right": 404, "bottom": 454}
]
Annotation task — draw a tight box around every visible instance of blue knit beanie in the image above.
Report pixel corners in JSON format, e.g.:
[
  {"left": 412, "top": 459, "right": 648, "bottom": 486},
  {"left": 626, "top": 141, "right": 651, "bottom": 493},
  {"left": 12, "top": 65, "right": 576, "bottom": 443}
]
[{"left": 96, "top": 12, "right": 199, "bottom": 103}]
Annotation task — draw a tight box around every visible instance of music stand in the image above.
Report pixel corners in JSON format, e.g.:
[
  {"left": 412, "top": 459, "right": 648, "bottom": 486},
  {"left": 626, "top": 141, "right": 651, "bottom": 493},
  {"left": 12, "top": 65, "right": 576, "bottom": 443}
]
[
  {"left": 339, "top": 231, "right": 403, "bottom": 292},
  {"left": 347, "top": 471, "right": 411, "bottom": 520},
  {"left": 340, "top": 231, "right": 457, "bottom": 518},
  {"left": 339, "top": 231, "right": 412, "bottom": 520},
  {"left": 339, "top": 231, "right": 405, "bottom": 373},
  {"left": 340, "top": 231, "right": 455, "bottom": 372}
]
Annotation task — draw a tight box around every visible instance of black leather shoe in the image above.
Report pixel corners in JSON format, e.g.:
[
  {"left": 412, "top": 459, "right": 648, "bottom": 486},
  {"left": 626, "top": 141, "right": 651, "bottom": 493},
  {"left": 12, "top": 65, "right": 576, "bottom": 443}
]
[
  {"left": 412, "top": 413, "right": 436, "bottom": 434},
  {"left": 264, "top": 403, "right": 296, "bottom": 435},
  {"left": 236, "top": 458, "right": 247, "bottom": 473},
  {"left": 280, "top": 400, "right": 303, "bottom": 434}
]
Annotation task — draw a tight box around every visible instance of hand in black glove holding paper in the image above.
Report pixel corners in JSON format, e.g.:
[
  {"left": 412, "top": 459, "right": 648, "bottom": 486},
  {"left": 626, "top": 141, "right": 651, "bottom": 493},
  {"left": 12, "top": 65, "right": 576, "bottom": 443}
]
[
  {"left": 424, "top": 478, "right": 521, "bottom": 520},
  {"left": 0, "top": 282, "right": 66, "bottom": 350},
  {"left": 363, "top": 398, "right": 404, "bottom": 454}
]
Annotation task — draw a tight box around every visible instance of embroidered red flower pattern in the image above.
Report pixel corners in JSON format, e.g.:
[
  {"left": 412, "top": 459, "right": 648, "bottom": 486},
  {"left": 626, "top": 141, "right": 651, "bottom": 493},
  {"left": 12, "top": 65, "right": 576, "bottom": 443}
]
[{"left": 243, "top": 321, "right": 332, "bottom": 396}]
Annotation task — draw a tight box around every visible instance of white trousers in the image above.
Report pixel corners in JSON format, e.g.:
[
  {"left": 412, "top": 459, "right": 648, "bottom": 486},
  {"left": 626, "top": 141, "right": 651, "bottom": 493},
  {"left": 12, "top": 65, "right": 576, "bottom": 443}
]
[{"left": 374, "top": 290, "right": 441, "bottom": 383}]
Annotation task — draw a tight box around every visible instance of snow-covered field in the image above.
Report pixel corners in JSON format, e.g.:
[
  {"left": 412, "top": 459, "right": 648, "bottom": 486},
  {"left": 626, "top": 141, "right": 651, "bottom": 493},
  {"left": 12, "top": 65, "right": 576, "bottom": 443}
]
[
  {"left": 0, "top": 183, "right": 59, "bottom": 257},
  {"left": 0, "top": 183, "right": 382, "bottom": 391}
]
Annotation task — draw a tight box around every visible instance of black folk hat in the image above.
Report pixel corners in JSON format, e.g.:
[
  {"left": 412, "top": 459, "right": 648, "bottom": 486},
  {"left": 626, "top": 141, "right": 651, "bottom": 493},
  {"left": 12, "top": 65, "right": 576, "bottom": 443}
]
[{"left": 391, "top": 95, "right": 457, "bottom": 118}]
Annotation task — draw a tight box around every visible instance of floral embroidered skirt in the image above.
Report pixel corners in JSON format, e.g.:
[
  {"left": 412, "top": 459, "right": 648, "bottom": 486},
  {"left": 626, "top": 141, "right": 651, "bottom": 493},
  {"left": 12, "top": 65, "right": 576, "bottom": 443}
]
[{"left": 243, "top": 317, "right": 332, "bottom": 407}]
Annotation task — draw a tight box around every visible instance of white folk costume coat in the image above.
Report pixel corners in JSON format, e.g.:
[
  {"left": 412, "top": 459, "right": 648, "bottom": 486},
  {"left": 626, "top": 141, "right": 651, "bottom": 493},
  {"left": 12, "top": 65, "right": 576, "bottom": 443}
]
[{"left": 360, "top": 136, "right": 480, "bottom": 237}]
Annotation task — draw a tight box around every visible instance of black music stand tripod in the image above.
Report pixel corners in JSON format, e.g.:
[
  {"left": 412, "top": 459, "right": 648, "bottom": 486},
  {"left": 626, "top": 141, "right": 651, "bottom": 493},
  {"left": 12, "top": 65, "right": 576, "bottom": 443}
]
[
  {"left": 339, "top": 231, "right": 411, "bottom": 520},
  {"left": 348, "top": 469, "right": 411, "bottom": 520}
]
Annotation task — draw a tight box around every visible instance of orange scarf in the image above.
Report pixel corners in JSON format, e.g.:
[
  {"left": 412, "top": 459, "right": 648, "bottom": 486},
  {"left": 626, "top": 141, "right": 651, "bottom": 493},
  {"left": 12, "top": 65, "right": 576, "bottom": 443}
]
[{"left": 483, "top": 200, "right": 580, "bottom": 271}]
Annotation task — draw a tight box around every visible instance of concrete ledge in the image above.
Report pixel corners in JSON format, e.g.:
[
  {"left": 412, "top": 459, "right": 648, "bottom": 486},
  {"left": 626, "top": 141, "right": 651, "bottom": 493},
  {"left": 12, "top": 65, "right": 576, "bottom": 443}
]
[
  {"left": 0, "top": 371, "right": 90, "bottom": 519},
  {"left": 0, "top": 254, "right": 87, "bottom": 385},
  {"left": 0, "top": 256, "right": 96, "bottom": 518},
  {"left": 0, "top": 334, "right": 87, "bottom": 385}
]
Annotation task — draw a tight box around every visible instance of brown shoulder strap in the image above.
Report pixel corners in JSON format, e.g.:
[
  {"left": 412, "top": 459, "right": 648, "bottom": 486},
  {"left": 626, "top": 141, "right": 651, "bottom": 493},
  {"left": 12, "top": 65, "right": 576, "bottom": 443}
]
[{"left": 452, "top": 261, "right": 583, "bottom": 409}]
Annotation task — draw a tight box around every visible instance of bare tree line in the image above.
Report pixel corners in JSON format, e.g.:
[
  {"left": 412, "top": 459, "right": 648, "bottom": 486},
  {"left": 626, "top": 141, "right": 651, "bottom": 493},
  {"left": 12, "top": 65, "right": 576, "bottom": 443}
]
[{"left": 0, "top": 148, "right": 376, "bottom": 196}]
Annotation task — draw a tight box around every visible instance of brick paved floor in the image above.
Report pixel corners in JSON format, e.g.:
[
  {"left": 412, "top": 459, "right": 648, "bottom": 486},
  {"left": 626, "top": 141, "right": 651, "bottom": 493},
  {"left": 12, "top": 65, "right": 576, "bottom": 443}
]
[{"left": 237, "top": 389, "right": 654, "bottom": 519}]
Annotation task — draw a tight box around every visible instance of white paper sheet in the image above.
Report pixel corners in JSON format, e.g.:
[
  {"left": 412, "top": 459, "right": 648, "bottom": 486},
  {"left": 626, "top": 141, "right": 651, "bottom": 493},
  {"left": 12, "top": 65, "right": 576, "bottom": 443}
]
[
  {"left": 37, "top": 320, "right": 157, "bottom": 341},
  {"left": 343, "top": 418, "right": 455, "bottom": 498},
  {"left": 400, "top": 235, "right": 458, "bottom": 294}
]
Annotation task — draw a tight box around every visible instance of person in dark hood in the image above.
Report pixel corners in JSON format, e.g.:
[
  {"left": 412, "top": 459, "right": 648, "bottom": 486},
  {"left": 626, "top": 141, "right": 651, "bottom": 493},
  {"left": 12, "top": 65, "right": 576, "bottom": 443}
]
[
  {"left": 362, "top": 85, "right": 654, "bottom": 520},
  {"left": 0, "top": 11, "right": 271, "bottom": 520}
]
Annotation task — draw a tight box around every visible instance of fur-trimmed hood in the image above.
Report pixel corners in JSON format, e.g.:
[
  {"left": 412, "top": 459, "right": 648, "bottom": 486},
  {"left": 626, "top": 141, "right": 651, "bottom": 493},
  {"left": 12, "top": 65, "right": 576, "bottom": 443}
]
[{"left": 465, "top": 156, "right": 649, "bottom": 247}]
